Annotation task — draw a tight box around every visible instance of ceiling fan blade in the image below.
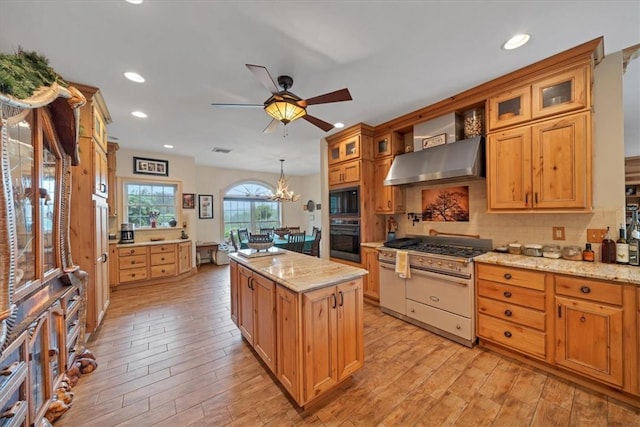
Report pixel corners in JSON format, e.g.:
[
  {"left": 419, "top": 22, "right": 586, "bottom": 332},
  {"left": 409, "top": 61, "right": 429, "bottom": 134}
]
[
  {"left": 246, "top": 64, "right": 280, "bottom": 94},
  {"left": 211, "top": 103, "right": 264, "bottom": 108},
  {"left": 303, "top": 88, "right": 352, "bottom": 106},
  {"left": 303, "top": 115, "right": 334, "bottom": 132},
  {"left": 263, "top": 118, "right": 280, "bottom": 134}
]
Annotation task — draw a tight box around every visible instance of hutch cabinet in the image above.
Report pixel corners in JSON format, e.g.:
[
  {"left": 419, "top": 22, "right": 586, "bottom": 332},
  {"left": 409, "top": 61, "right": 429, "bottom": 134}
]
[
  {"left": 1, "top": 81, "right": 89, "bottom": 425},
  {"left": 107, "top": 142, "right": 119, "bottom": 217},
  {"left": 69, "top": 82, "right": 112, "bottom": 334}
]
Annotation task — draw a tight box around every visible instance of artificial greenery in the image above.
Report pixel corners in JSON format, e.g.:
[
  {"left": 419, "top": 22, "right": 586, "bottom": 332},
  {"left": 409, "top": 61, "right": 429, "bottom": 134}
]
[{"left": 0, "top": 48, "right": 67, "bottom": 99}]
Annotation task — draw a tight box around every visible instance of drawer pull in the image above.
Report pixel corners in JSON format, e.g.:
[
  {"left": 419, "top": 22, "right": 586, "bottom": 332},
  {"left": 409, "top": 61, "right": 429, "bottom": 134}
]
[
  {"left": 504, "top": 309, "right": 512, "bottom": 317},
  {"left": 130, "top": 249, "right": 135, "bottom": 254},
  {"left": 131, "top": 260, "right": 135, "bottom": 264},
  {"left": 580, "top": 316, "right": 586, "bottom": 322},
  {"left": 504, "top": 331, "right": 512, "bottom": 338},
  {"left": 580, "top": 286, "right": 591, "bottom": 294},
  {"left": 504, "top": 273, "right": 512, "bottom": 280},
  {"left": 161, "top": 257, "right": 165, "bottom": 261},
  {"left": 456, "top": 324, "right": 461, "bottom": 330},
  {"left": 429, "top": 296, "right": 440, "bottom": 302},
  {"left": 503, "top": 291, "right": 512, "bottom": 298}
]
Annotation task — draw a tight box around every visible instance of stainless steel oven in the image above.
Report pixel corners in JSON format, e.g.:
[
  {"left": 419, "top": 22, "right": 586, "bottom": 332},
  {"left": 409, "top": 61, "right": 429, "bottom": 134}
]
[{"left": 329, "top": 218, "right": 360, "bottom": 263}]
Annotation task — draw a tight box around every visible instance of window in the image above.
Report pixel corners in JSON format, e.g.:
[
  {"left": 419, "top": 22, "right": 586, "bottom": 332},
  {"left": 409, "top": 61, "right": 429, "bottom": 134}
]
[
  {"left": 223, "top": 182, "right": 280, "bottom": 237},
  {"left": 121, "top": 178, "right": 182, "bottom": 228}
]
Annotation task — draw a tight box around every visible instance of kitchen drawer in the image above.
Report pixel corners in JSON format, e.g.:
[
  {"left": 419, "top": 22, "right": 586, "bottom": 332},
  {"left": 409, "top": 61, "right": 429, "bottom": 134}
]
[
  {"left": 150, "top": 244, "right": 176, "bottom": 254},
  {"left": 151, "top": 252, "right": 176, "bottom": 266},
  {"left": 119, "top": 254, "right": 148, "bottom": 269},
  {"left": 150, "top": 263, "right": 176, "bottom": 278},
  {"left": 555, "top": 275, "right": 622, "bottom": 306},
  {"left": 477, "top": 264, "right": 545, "bottom": 290},
  {"left": 119, "top": 247, "right": 148, "bottom": 257},
  {"left": 119, "top": 267, "right": 148, "bottom": 283},
  {"left": 477, "top": 296, "right": 546, "bottom": 331},
  {"left": 406, "top": 273, "right": 471, "bottom": 317},
  {"left": 406, "top": 300, "right": 472, "bottom": 342},
  {"left": 477, "top": 279, "right": 545, "bottom": 310},
  {"left": 478, "top": 314, "right": 546, "bottom": 359}
]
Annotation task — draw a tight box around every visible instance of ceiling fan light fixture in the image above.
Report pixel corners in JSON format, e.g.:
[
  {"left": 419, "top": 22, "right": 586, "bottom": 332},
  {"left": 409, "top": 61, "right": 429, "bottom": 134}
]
[
  {"left": 264, "top": 95, "right": 307, "bottom": 124},
  {"left": 267, "top": 159, "right": 300, "bottom": 202}
]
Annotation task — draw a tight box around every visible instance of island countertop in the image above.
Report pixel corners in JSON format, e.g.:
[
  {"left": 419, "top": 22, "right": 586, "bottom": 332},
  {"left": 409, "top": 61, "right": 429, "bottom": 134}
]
[
  {"left": 475, "top": 252, "right": 640, "bottom": 286},
  {"left": 228, "top": 249, "right": 367, "bottom": 293}
]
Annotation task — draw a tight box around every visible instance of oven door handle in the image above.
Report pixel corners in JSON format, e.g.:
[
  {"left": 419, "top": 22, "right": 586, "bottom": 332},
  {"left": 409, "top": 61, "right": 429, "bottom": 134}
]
[
  {"left": 379, "top": 262, "right": 395, "bottom": 270},
  {"left": 408, "top": 267, "right": 470, "bottom": 286}
]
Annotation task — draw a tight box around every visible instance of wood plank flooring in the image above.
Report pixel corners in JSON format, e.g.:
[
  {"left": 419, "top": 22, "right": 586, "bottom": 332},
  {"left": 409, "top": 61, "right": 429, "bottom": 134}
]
[{"left": 57, "top": 264, "right": 640, "bottom": 427}]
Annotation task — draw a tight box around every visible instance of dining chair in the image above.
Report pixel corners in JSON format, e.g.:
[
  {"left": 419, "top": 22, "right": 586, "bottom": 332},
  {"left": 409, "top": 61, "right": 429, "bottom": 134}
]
[
  {"left": 312, "top": 226, "right": 320, "bottom": 237},
  {"left": 304, "top": 229, "right": 321, "bottom": 257},
  {"left": 237, "top": 228, "right": 249, "bottom": 242},
  {"left": 229, "top": 230, "right": 239, "bottom": 252},
  {"left": 286, "top": 231, "right": 306, "bottom": 253},
  {"left": 260, "top": 227, "right": 274, "bottom": 238},
  {"left": 287, "top": 226, "right": 301, "bottom": 233}
]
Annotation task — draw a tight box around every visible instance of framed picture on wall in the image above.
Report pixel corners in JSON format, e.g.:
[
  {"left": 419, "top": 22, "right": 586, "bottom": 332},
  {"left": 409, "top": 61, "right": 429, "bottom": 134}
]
[
  {"left": 133, "top": 156, "right": 169, "bottom": 176},
  {"left": 182, "top": 193, "right": 195, "bottom": 209},
  {"left": 198, "top": 194, "right": 213, "bottom": 219}
]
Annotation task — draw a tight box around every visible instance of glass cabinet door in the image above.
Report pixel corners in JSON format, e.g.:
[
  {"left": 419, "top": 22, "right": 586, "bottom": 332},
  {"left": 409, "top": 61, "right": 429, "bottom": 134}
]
[
  {"left": 531, "top": 66, "right": 588, "bottom": 119},
  {"left": 487, "top": 86, "right": 531, "bottom": 130},
  {"left": 41, "top": 130, "right": 60, "bottom": 276},
  {"left": 7, "top": 111, "right": 37, "bottom": 291}
]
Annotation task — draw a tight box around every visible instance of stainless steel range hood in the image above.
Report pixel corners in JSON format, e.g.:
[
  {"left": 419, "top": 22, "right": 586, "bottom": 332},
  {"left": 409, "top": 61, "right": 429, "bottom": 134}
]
[{"left": 384, "top": 136, "right": 485, "bottom": 186}]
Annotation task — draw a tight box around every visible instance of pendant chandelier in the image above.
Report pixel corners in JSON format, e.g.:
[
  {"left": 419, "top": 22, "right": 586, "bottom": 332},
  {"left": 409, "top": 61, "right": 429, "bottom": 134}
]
[{"left": 268, "top": 159, "right": 300, "bottom": 202}]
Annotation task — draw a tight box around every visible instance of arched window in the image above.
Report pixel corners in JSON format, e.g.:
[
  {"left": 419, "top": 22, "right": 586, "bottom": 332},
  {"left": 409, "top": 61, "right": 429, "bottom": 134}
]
[{"left": 223, "top": 182, "right": 280, "bottom": 238}]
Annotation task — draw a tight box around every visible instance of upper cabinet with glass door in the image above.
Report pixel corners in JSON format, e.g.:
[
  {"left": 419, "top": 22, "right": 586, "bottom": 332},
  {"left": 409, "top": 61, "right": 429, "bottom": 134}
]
[
  {"left": 531, "top": 65, "right": 589, "bottom": 120},
  {"left": 488, "top": 65, "right": 589, "bottom": 131}
]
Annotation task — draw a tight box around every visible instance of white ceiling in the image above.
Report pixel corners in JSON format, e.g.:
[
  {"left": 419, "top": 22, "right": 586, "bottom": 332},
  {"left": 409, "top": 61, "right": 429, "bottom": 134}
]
[{"left": 1, "top": 1, "right": 639, "bottom": 175}]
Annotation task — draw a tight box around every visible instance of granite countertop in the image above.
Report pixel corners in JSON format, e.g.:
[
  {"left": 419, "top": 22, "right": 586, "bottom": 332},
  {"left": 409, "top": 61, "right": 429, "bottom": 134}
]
[
  {"left": 228, "top": 249, "right": 367, "bottom": 293},
  {"left": 475, "top": 252, "right": 640, "bottom": 286},
  {"left": 110, "top": 239, "right": 191, "bottom": 247}
]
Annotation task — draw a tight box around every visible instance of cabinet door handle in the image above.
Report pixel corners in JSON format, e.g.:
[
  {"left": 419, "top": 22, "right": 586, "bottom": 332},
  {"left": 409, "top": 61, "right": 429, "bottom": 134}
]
[
  {"left": 525, "top": 193, "right": 529, "bottom": 205},
  {"left": 387, "top": 200, "right": 391, "bottom": 208},
  {"left": 504, "top": 331, "right": 512, "bottom": 338},
  {"left": 580, "top": 316, "right": 586, "bottom": 322},
  {"left": 504, "top": 309, "right": 512, "bottom": 317},
  {"left": 100, "top": 183, "right": 107, "bottom": 193},
  {"left": 331, "top": 293, "right": 337, "bottom": 309},
  {"left": 580, "top": 286, "right": 591, "bottom": 294},
  {"left": 558, "top": 304, "right": 562, "bottom": 318},
  {"left": 503, "top": 291, "right": 512, "bottom": 298},
  {"left": 504, "top": 273, "right": 512, "bottom": 280},
  {"left": 535, "top": 192, "right": 538, "bottom": 204},
  {"left": 339, "top": 291, "right": 344, "bottom": 307}
]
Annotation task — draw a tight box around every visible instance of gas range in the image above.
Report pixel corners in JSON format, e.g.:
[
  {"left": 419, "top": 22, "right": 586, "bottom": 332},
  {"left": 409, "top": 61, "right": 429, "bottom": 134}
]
[{"left": 379, "top": 236, "right": 493, "bottom": 278}]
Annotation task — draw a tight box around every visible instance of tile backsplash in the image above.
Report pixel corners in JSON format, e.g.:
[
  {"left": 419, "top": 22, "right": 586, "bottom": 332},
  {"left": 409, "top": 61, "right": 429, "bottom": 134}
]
[{"left": 394, "top": 180, "right": 621, "bottom": 258}]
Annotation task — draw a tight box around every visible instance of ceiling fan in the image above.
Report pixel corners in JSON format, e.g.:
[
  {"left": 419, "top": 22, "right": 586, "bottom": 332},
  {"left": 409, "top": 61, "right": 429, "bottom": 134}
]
[{"left": 211, "top": 64, "right": 352, "bottom": 133}]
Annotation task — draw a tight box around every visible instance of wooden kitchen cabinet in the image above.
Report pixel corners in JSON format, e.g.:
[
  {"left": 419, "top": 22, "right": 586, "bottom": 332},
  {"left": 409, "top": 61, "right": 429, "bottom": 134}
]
[
  {"left": 361, "top": 246, "right": 380, "bottom": 302},
  {"left": 107, "top": 142, "right": 119, "bottom": 217},
  {"left": 301, "top": 279, "right": 364, "bottom": 402},
  {"left": 328, "top": 135, "right": 363, "bottom": 165},
  {"left": 476, "top": 264, "right": 549, "bottom": 360},
  {"left": 487, "top": 112, "right": 590, "bottom": 211},
  {"left": 374, "top": 132, "right": 405, "bottom": 158},
  {"left": 150, "top": 244, "right": 177, "bottom": 279},
  {"left": 117, "top": 246, "right": 149, "bottom": 284},
  {"left": 237, "top": 265, "right": 277, "bottom": 372},
  {"left": 69, "top": 82, "right": 112, "bottom": 333},
  {"left": 555, "top": 275, "right": 623, "bottom": 387},
  {"left": 230, "top": 260, "right": 239, "bottom": 326},
  {"left": 531, "top": 65, "right": 589, "bottom": 120},
  {"left": 374, "top": 157, "right": 405, "bottom": 214},
  {"left": 178, "top": 242, "right": 192, "bottom": 274},
  {"left": 276, "top": 285, "right": 300, "bottom": 400},
  {"left": 328, "top": 159, "right": 361, "bottom": 187},
  {"left": 488, "top": 85, "right": 532, "bottom": 130}
]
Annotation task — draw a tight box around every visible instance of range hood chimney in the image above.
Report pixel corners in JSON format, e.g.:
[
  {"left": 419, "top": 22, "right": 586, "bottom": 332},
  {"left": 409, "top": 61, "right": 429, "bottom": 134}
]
[{"left": 383, "top": 136, "right": 485, "bottom": 186}]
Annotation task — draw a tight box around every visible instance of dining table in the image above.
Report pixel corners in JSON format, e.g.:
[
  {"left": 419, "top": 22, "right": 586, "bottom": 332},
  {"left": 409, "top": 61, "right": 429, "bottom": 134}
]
[{"left": 273, "top": 234, "right": 315, "bottom": 252}]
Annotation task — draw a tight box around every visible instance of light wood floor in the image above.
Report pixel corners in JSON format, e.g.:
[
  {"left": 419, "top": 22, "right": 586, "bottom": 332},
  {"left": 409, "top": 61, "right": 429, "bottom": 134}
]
[{"left": 58, "top": 264, "right": 640, "bottom": 427}]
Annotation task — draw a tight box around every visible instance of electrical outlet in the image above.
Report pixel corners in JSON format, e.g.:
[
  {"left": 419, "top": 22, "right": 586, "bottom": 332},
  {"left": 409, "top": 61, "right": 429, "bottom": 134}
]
[
  {"left": 587, "top": 228, "right": 607, "bottom": 243},
  {"left": 552, "top": 226, "right": 565, "bottom": 240}
]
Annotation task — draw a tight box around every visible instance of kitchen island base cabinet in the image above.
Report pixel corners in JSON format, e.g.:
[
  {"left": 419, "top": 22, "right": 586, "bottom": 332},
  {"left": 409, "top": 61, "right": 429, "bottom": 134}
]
[{"left": 302, "top": 280, "right": 364, "bottom": 403}]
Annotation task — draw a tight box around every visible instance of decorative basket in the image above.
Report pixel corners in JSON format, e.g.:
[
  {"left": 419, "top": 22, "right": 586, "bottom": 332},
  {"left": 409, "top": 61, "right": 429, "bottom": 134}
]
[{"left": 274, "top": 228, "right": 289, "bottom": 239}]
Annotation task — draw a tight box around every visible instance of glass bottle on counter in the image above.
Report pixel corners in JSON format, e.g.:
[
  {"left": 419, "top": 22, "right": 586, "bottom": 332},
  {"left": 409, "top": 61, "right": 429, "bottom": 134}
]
[
  {"left": 616, "top": 224, "right": 629, "bottom": 265},
  {"left": 628, "top": 210, "right": 640, "bottom": 266},
  {"left": 582, "top": 243, "right": 594, "bottom": 262},
  {"left": 601, "top": 226, "right": 616, "bottom": 263}
]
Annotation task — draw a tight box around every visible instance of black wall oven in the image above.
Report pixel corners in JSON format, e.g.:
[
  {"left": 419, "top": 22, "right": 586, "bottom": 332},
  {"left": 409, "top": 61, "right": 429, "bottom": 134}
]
[
  {"left": 329, "top": 186, "right": 359, "bottom": 216},
  {"left": 329, "top": 218, "right": 360, "bottom": 263}
]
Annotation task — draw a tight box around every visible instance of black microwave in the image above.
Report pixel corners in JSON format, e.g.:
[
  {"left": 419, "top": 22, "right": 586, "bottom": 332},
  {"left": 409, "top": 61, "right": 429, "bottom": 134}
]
[{"left": 329, "top": 186, "right": 359, "bottom": 216}]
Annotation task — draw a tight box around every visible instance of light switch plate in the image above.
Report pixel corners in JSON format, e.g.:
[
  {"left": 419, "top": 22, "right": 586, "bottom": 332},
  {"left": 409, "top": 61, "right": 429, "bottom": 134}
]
[{"left": 552, "top": 226, "right": 566, "bottom": 240}]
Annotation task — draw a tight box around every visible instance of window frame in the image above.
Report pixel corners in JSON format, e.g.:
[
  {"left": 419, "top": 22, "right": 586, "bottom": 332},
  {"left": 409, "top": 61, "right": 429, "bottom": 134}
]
[
  {"left": 223, "top": 181, "right": 281, "bottom": 237},
  {"left": 118, "top": 176, "right": 183, "bottom": 230}
]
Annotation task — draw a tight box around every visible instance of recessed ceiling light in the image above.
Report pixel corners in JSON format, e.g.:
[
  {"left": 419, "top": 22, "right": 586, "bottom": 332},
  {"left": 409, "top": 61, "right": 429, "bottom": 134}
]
[
  {"left": 126, "top": 0, "right": 144, "bottom": 4},
  {"left": 131, "top": 111, "right": 147, "bottom": 118},
  {"left": 163, "top": 144, "right": 174, "bottom": 149},
  {"left": 503, "top": 34, "right": 530, "bottom": 50},
  {"left": 334, "top": 122, "right": 345, "bottom": 129},
  {"left": 124, "top": 72, "right": 145, "bottom": 83}
]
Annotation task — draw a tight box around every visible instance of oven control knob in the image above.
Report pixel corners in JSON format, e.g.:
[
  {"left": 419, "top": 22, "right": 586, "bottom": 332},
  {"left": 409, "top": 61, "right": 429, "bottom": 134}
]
[
  {"left": 437, "top": 261, "right": 442, "bottom": 266},
  {"left": 427, "top": 259, "right": 432, "bottom": 264},
  {"left": 448, "top": 263, "right": 453, "bottom": 268}
]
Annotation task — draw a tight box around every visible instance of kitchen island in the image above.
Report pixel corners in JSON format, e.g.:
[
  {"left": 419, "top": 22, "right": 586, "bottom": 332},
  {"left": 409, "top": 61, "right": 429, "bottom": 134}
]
[{"left": 228, "top": 248, "right": 367, "bottom": 407}]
